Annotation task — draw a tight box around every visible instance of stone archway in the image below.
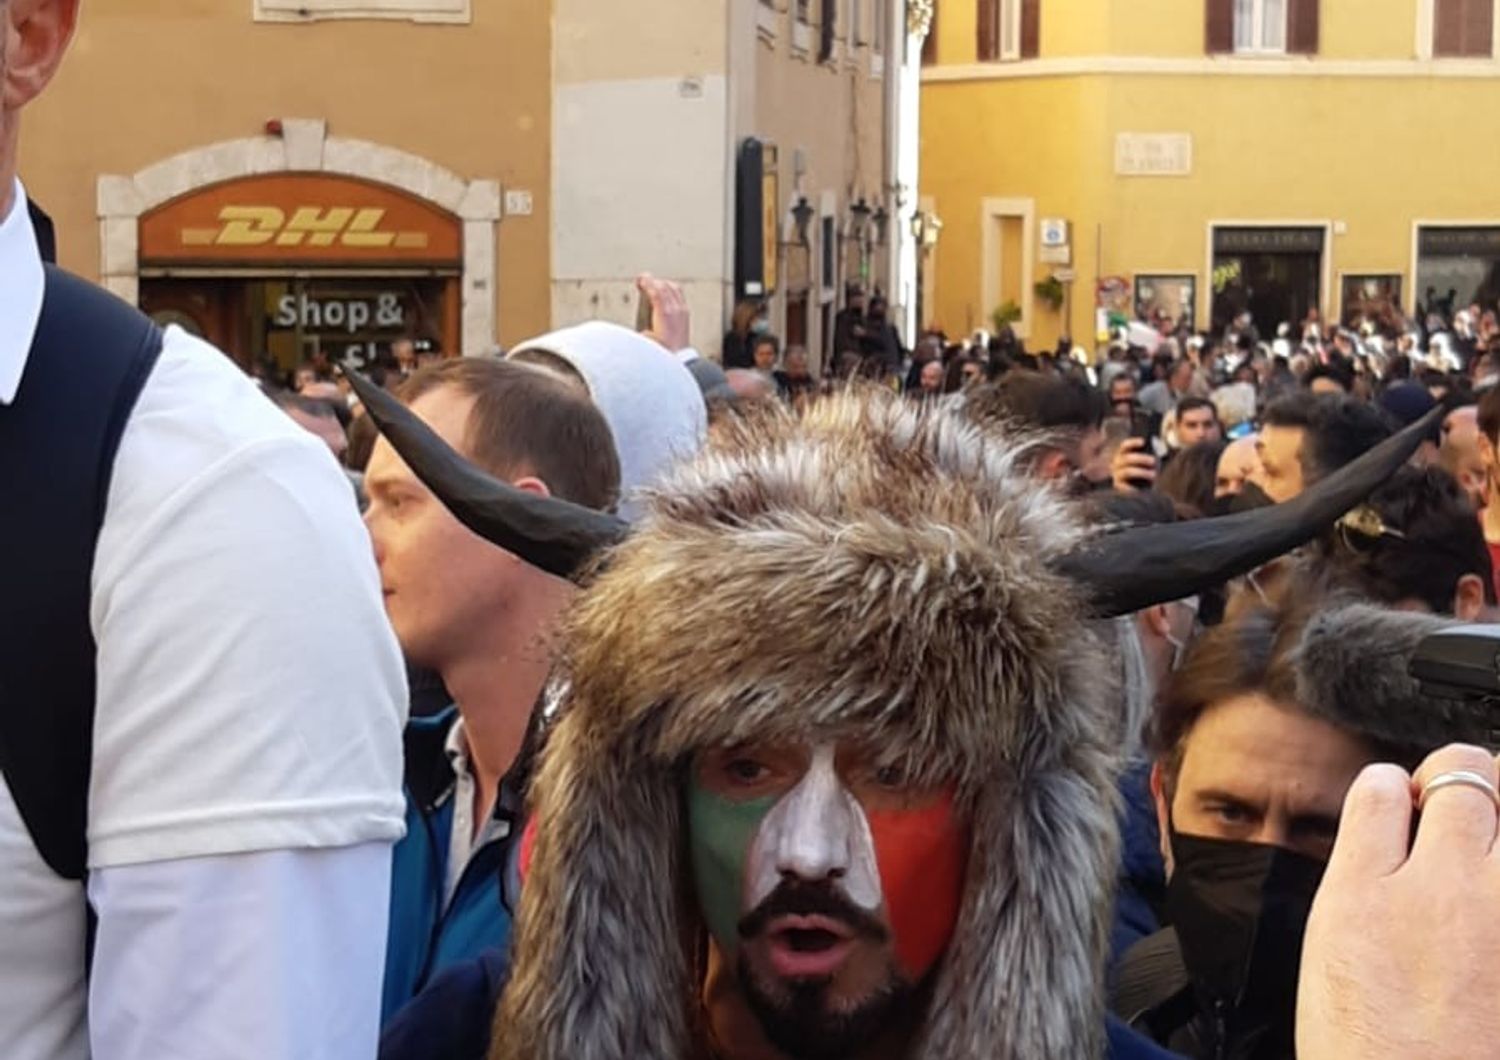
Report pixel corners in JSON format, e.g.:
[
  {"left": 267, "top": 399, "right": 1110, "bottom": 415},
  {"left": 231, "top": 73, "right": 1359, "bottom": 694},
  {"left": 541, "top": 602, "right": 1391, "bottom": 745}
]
[{"left": 97, "top": 118, "right": 501, "bottom": 355}]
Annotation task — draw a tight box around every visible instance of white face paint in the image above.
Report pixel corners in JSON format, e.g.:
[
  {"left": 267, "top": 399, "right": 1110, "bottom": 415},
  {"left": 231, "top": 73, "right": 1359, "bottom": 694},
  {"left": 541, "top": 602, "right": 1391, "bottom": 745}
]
[{"left": 744, "top": 745, "right": 884, "bottom": 912}]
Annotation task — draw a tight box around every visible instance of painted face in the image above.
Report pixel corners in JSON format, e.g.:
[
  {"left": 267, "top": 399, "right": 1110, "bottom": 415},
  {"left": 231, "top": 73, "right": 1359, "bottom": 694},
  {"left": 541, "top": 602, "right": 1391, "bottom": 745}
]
[{"left": 689, "top": 743, "right": 967, "bottom": 1054}]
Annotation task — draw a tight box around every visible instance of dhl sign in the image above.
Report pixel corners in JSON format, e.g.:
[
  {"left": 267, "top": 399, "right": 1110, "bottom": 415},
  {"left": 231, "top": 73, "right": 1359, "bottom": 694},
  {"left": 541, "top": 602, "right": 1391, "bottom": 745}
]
[
  {"left": 181, "top": 206, "right": 432, "bottom": 250},
  {"left": 140, "top": 173, "right": 461, "bottom": 267}
]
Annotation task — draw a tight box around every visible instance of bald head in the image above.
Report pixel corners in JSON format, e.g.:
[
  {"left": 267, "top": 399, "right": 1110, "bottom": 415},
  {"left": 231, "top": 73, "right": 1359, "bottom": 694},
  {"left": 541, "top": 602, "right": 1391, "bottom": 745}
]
[
  {"left": 1, "top": 0, "right": 81, "bottom": 216},
  {"left": 1215, "top": 435, "right": 1262, "bottom": 499},
  {"left": 1440, "top": 406, "right": 1489, "bottom": 509}
]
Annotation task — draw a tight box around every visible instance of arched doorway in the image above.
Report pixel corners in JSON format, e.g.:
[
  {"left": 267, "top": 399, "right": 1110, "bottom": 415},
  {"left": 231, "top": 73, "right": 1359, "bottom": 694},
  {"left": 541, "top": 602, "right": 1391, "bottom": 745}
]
[
  {"left": 97, "top": 120, "right": 501, "bottom": 362},
  {"left": 137, "top": 173, "right": 462, "bottom": 376}
]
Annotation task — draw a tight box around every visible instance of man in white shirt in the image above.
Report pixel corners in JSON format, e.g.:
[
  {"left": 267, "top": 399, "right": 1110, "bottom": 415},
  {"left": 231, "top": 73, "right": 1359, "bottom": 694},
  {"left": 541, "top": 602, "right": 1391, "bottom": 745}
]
[{"left": 1, "top": 2, "right": 408, "bottom": 1057}]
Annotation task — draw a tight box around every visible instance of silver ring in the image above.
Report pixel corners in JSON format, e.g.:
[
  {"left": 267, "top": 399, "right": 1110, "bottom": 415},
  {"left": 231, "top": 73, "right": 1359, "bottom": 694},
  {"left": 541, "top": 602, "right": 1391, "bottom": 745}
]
[{"left": 1418, "top": 769, "right": 1500, "bottom": 812}]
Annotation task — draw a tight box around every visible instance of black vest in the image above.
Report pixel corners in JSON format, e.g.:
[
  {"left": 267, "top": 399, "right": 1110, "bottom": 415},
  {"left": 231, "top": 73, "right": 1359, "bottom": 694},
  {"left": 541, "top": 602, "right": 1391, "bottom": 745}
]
[{"left": 0, "top": 266, "right": 163, "bottom": 880}]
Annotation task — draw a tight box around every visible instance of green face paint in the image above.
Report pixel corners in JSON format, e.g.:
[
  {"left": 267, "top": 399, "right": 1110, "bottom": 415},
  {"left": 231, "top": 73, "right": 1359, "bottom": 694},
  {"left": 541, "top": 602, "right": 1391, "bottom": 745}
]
[{"left": 687, "top": 778, "right": 778, "bottom": 958}]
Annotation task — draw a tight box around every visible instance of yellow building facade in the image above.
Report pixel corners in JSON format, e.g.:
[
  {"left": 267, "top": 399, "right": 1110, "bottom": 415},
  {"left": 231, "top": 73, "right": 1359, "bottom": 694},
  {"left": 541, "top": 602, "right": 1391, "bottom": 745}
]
[{"left": 921, "top": 0, "right": 1500, "bottom": 349}]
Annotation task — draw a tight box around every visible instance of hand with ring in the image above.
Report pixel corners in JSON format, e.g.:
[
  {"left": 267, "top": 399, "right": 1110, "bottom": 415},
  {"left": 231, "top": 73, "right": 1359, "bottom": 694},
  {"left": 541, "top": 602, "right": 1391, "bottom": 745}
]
[{"left": 1297, "top": 744, "right": 1500, "bottom": 1059}]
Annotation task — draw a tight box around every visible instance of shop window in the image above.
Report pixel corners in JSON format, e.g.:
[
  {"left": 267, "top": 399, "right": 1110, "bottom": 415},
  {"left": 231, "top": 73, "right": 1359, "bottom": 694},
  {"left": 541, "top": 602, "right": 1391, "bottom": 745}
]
[
  {"left": 1206, "top": 0, "right": 1316, "bottom": 54},
  {"left": 1135, "top": 276, "right": 1198, "bottom": 331},
  {"left": 977, "top": 0, "right": 1039, "bottom": 62},
  {"left": 1434, "top": 0, "right": 1495, "bottom": 57},
  {"left": 1416, "top": 227, "right": 1500, "bottom": 327},
  {"left": 254, "top": 0, "right": 469, "bottom": 22}
]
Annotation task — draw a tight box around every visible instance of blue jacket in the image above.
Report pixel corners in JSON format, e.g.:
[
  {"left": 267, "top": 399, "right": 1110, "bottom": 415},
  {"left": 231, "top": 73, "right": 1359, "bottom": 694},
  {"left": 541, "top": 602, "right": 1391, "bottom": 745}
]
[
  {"left": 381, "top": 708, "right": 521, "bottom": 1024},
  {"left": 380, "top": 945, "right": 1185, "bottom": 1060},
  {"left": 1112, "top": 759, "right": 1167, "bottom": 966}
]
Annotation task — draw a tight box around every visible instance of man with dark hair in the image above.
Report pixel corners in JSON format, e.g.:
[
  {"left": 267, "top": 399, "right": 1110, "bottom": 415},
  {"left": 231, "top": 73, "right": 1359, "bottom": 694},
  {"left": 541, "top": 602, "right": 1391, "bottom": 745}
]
[
  {"left": 968, "top": 371, "right": 1111, "bottom": 484},
  {"left": 1322, "top": 466, "right": 1494, "bottom": 620},
  {"left": 1172, "top": 396, "right": 1221, "bottom": 450},
  {"left": 1253, "top": 392, "right": 1395, "bottom": 503},
  {"left": 1113, "top": 593, "right": 1486, "bottom": 1059},
  {"left": 1304, "top": 361, "right": 1352, "bottom": 396},
  {"left": 1109, "top": 372, "right": 1140, "bottom": 418},
  {"left": 365, "top": 358, "right": 622, "bottom": 1019},
  {"left": 3, "top": 4, "right": 409, "bottom": 1058}
]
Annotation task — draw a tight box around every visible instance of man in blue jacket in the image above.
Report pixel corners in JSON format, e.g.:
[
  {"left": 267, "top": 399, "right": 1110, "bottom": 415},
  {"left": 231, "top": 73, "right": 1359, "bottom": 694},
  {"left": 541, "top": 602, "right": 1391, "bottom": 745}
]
[{"left": 363, "top": 358, "right": 620, "bottom": 1020}]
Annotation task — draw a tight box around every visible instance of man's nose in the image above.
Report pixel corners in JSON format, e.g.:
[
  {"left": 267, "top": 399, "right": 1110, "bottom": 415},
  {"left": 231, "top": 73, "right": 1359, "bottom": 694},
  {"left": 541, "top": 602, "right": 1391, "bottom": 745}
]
[{"left": 770, "top": 750, "right": 882, "bottom": 911}]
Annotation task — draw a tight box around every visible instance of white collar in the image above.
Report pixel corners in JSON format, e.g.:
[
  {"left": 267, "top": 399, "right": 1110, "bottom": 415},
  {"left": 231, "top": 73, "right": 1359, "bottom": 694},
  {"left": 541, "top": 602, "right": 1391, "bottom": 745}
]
[
  {"left": 443, "top": 714, "right": 472, "bottom": 777},
  {"left": 0, "top": 180, "right": 46, "bottom": 406}
]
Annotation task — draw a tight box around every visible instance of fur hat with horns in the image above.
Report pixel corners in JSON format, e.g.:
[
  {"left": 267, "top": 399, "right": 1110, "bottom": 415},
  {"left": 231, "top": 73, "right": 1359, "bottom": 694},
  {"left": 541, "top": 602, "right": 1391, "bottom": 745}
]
[{"left": 347, "top": 373, "right": 1436, "bottom": 1060}]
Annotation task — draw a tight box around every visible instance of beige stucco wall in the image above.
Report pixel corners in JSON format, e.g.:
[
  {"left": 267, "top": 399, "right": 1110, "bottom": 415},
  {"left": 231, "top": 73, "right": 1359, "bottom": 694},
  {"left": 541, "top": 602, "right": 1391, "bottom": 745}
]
[
  {"left": 20, "top": 0, "right": 551, "bottom": 347},
  {"left": 752, "top": 4, "right": 894, "bottom": 358}
]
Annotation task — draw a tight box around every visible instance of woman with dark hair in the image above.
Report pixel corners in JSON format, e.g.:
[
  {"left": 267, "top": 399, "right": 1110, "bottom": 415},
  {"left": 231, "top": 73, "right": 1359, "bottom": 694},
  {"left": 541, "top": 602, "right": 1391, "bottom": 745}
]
[
  {"left": 722, "top": 299, "right": 767, "bottom": 369},
  {"left": 1155, "top": 440, "right": 1226, "bottom": 517}
]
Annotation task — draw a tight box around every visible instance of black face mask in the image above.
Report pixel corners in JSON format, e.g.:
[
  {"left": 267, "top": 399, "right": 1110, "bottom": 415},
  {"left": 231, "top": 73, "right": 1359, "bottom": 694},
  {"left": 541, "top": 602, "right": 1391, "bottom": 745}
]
[
  {"left": 1205, "top": 480, "right": 1275, "bottom": 518},
  {"left": 1165, "top": 832, "right": 1326, "bottom": 1060}
]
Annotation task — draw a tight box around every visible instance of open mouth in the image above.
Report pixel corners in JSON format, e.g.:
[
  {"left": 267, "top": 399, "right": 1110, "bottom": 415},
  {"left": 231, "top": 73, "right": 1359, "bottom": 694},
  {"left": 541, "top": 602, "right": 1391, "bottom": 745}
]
[{"left": 764, "top": 915, "right": 857, "bottom": 980}]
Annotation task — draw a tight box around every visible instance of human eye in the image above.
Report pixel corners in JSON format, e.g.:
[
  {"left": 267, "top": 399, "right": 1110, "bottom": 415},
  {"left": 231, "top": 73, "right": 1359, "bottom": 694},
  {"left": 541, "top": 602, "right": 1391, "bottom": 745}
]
[{"left": 726, "top": 756, "right": 771, "bottom": 785}]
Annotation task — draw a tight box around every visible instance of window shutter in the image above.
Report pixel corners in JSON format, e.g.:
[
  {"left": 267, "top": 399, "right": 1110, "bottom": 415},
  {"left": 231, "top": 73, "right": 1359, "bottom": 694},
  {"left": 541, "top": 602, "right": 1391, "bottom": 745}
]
[
  {"left": 1020, "top": 0, "right": 1040, "bottom": 57},
  {"left": 977, "top": 0, "right": 999, "bottom": 61},
  {"left": 1205, "top": 0, "right": 1234, "bottom": 53},
  {"left": 1287, "top": 0, "right": 1319, "bottom": 53},
  {"left": 1435, "top": 0, "right": 1463, "bottom": 55},
  {"left": 1463, "top": 0, "right": 1495, "bottom": 55}
]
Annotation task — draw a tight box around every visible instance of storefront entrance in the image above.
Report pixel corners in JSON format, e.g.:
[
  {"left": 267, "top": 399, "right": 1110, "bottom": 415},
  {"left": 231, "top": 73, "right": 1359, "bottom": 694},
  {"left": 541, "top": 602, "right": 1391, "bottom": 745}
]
[
  {"left": 137, "top": 173, "right": 462, "bottom": 378},
  {"left": 1211, "top": 226, "right": 1325, "bottom": 339},
  {"left": 140, "top": 276, "right": 456, "bottom": 378}
]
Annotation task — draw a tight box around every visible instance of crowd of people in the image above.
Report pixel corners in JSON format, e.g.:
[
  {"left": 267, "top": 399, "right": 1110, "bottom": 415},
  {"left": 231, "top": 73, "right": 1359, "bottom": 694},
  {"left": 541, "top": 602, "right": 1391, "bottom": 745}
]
[{"left": 12, "top": 3, "right": 1500, "bottom": 1060}]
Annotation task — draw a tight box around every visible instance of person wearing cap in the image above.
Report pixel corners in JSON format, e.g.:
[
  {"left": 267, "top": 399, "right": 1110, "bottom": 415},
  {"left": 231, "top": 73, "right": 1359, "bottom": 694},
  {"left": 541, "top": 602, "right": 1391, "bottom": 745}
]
[
  {"left": 1112, "top": 590, "right": 1490, "bottom": 1059},
  {"left": 1379, "top": 382, "right": 1441, "bottom": 466}
]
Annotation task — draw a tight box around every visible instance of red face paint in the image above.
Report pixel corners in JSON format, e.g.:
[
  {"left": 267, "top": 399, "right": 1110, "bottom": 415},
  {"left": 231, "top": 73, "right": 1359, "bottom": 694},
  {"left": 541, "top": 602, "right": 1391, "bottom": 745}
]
[{"left": 864, "top": 788, "right": 968, "bottom": 979}]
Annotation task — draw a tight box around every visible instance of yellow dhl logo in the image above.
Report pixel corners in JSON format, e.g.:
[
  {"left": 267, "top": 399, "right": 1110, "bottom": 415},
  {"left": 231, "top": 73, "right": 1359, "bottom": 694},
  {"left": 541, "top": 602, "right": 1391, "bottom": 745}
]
[{"left": 181, "top": 206, "right": 430, "bottom": 250}]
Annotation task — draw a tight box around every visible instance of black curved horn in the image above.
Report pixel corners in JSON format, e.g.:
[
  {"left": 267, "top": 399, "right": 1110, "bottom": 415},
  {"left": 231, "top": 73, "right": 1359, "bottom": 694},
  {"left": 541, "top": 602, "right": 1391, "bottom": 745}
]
[
  {"left": 346, "top": 369, "right": 629, "bottom": 582},
  {"left": 1054, "top": 406, "right": 1442, "bottom": 617}
]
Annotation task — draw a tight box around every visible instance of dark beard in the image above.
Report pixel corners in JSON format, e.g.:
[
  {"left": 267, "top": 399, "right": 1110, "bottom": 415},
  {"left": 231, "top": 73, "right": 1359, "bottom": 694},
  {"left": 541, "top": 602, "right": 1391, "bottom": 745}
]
[{"left": 738, "top": 955, "right": 912, "bottom": 1060}]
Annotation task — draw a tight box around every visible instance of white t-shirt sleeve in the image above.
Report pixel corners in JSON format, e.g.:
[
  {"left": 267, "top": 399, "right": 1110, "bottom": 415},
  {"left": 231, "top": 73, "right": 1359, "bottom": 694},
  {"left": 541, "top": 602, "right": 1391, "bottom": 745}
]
[
  {"left": 87, "top": 844, "right": 391, "bottom": 1060},
  {"left": 88, "top": 328, "right": 407, "bottom": 867}
]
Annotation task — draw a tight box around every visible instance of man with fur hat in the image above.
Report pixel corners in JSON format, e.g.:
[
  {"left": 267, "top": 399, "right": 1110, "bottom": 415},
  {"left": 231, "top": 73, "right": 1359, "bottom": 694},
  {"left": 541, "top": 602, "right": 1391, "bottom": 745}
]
[{"left": 349, "top": 371, "right": 1436, "bottom": 1060}]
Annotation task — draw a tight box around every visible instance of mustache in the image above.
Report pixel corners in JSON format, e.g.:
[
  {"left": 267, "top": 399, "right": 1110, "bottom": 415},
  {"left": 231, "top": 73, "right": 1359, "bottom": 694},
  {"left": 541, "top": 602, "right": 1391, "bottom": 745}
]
[{"left": 738, "top": 879, "right": 890, "bottom": 943}]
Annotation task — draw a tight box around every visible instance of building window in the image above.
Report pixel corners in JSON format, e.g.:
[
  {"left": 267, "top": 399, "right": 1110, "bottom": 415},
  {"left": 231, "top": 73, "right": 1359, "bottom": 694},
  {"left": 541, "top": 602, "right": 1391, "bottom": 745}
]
[
  {"left": 796, "top": 0, "right": 812, "bottom": 23},
  {"left": 1416, "top": 227, "right": 1500, "bottom": 328},
  {"left": 922, "top": 0, "right": 939, "bottom": 64},
  {"left": 1434, "top": 0, "right": 1495, "bottom": 57},
  {"left": 853, "top": 0, "right": 865, "bottom": 44},
  {"left": 819, "top": 0, "right": 838, "bottom": 62},
  {"left": 253, "top": 0, "right": 469, "bottom": 22},
  {"left": 1207, "top": 0, "right": 1316, "bottom": 54},
  {"left": 1234, "top": 0, "right": 1286, "bottom": 52},
  {"left": 977, "top": 0, "right": 1039, "bottom": 61},
  {"left": 1135, "top": 276, "right": 1198, "bottom": 331}
]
